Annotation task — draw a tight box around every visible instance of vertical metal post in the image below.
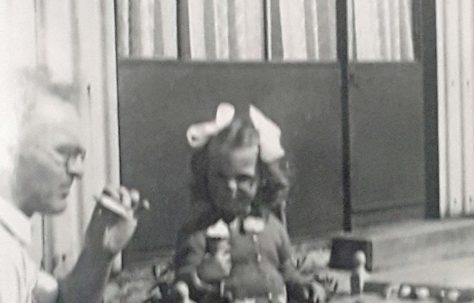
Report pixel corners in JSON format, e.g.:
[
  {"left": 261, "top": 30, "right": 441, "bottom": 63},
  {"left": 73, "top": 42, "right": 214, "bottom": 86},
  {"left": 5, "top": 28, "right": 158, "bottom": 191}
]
[
  {"left": 263, "top": 0, "right": 270, "bottom": 61},
  {"left": 336, "top": 0, "right": 351, "bottom": 231},
  {"left": 263, "top": 0, "right": 283, "bottom": 61},
  {"left": 420, "top": 0, "right": 439, "bottom": 218},
  {"left": 412, "top": 0, "right": 423, "bottom": 60},
  {"left": 177, "top": 0, "right": 191, "bottom": 59}
]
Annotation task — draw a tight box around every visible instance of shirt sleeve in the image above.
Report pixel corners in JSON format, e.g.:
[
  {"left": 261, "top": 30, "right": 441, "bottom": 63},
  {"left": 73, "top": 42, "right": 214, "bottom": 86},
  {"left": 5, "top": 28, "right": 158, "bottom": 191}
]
[
  {"left": 0, "top": 254, "right": 23, "bottom": 303},
  {"left": 33, "top": 271, "right": 59, "bottom": 303},
  {"left": 0, "top": 250, "right": 58, "bottom": 303}
]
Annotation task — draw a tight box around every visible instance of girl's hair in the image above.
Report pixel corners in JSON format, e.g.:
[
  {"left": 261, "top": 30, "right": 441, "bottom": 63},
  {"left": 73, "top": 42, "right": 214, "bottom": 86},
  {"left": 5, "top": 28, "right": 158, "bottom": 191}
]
[{"left": 190, "top": 118, "right": 290, "bottom": 216}]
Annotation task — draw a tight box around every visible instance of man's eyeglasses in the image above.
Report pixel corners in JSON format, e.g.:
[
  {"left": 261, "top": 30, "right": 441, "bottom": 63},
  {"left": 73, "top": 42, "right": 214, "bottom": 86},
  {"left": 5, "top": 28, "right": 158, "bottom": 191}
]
[{"left": 56, "top": 146, "right": 86, "bottom": 171}]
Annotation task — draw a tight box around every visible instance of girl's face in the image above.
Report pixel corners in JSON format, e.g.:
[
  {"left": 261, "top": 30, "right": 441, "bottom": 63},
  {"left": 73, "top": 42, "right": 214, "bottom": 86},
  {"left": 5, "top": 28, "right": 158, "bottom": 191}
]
[{"left": 208, "top": 145, "right": 260, "bottom": 217}]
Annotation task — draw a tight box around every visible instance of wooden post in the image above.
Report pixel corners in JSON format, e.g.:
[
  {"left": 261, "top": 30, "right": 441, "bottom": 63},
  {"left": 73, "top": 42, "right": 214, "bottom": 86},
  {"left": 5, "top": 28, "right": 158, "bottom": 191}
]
[{"left": 420, "top": 0, "right": 439, "bottom": 218}]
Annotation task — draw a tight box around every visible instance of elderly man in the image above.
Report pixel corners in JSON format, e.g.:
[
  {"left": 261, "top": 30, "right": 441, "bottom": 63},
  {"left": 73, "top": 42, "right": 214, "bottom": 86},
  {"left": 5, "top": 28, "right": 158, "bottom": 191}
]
[{"left": 0, "top": 74, "right": 147, "bottom": 303}]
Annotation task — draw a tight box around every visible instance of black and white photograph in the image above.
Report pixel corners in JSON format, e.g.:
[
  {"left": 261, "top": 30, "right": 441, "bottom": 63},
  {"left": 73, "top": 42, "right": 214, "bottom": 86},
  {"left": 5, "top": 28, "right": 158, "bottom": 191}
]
[{"left": 0, "top": 0, "right": 473, "bottom": 302}]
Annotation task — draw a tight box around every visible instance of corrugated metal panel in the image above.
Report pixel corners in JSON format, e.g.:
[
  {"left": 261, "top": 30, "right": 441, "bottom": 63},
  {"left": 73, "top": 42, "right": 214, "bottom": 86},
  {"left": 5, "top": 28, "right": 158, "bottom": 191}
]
[
  {"left": 117, "top": 0, "right": 178, "bottom": 59},
  {"left": 460, "top": 0, "right": 474, "bottom": 214},
  {"left": 437, "top": 0, "right": 474, "bottom": 217},
  {"left": 436, "top": 0, "right": 448, "bottom": 217}
]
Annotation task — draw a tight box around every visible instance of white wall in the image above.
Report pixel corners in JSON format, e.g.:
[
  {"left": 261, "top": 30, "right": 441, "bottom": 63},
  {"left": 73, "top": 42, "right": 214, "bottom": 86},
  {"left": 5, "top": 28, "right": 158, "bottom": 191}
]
[{"left": 437, "top": 0, "right": 474, "bottom": 217}]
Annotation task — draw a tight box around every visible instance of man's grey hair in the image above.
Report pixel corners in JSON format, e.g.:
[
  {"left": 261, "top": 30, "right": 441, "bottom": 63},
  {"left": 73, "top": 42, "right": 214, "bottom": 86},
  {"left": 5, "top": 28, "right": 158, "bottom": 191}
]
[{"left": 0, "top": 68, "right": 75, "bottom": 174}]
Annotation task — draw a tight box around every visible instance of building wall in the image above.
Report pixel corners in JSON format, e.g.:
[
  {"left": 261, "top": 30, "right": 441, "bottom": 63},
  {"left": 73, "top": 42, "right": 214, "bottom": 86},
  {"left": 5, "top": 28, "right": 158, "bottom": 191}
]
[
  {"left": 115, "top": 0, "right": 413, "bottom": 62},
  {"left": 437, "top": 0, "right": 474, "bottom": 217},
  {"left": 34, "top": 0, "right": 474, "bottom": 270},
  {"left": 3, "top": 0, "right": 472, "bottom": 272}
]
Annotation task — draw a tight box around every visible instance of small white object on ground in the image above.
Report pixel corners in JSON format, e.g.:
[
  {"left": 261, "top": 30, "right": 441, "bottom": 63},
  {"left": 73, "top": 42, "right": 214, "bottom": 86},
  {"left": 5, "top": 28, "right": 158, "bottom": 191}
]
[
  {"left": 350, "top": 251, "right": 369, "bottom": 295},
  {"left": 447, "top": 289, "right": 460, "bottom": 302},
  {"left": 398, "top": 285, "right": 412, "bottom": 298},
  {"left": 415, "top": 287, "right": 430, "bottom": 299}
]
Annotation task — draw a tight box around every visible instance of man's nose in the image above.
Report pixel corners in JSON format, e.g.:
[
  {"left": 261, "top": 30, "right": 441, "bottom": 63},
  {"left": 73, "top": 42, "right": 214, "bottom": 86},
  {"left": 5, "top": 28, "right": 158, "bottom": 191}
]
[
  {"left": 66, "top": 156, "right": 84, "bottom": 178},
  {"left": 227, "top": 179, "right": 238, "bottom": 198}
]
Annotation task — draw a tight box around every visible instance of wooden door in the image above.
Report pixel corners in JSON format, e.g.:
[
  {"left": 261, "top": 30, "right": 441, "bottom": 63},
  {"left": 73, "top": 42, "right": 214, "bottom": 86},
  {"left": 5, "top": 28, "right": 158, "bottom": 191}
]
[{"left": 348, "top": 63, "right": 426, "bottom": 226}]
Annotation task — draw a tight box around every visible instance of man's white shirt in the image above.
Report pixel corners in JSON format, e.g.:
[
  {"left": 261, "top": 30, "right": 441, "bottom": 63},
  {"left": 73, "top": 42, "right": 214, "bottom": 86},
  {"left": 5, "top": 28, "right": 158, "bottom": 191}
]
[{"left": 0, "top": 197, "right": 58, "bottom": 303}]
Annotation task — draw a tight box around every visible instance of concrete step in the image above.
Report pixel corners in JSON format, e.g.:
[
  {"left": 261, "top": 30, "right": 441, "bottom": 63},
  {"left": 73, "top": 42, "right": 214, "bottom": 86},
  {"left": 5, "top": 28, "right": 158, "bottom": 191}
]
[{"left": 329, "top": 218, "right": 474, "bottom": 271}]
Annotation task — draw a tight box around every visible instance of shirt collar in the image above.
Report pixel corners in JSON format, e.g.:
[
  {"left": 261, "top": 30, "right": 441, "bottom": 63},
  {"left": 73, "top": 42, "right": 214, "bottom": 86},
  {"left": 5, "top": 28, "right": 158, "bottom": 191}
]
[{"left": 0, "top": 197, "right": 32, "bottom": 246}]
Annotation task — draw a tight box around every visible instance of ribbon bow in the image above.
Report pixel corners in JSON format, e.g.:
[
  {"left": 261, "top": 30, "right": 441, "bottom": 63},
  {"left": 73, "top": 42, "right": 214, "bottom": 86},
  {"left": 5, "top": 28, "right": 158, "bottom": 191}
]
[{"left": 186, "top": 103, "right": 285, "bottom": 163}]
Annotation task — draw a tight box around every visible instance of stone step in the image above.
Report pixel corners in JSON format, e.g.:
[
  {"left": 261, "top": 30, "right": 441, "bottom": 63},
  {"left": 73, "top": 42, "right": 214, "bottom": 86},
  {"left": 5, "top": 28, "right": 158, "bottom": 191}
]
[{"left": 329, "top": 218, "right": 474, "bottom": 271}]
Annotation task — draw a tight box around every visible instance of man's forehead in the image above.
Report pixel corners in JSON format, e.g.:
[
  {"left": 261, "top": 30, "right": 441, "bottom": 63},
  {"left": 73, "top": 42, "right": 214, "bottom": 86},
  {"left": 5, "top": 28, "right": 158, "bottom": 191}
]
[
  {"left": 24, "top": 94, "right": 84, "bottom": 145},
  {"left": 29, "top": 93, "right": 79, "bottom": 125}
]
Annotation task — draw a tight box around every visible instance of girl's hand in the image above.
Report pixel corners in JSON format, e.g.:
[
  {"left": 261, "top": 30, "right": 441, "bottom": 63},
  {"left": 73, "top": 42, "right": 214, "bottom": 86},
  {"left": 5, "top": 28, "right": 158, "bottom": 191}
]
[
  {"left": 289, "top": 281, "right": 326, "bottom": 303},
  {"left": 306, "top": 281, "right": 327, "bottom": 303},
  {"left": 291, "top": 281, "right": 328, "bottom": 303},
  {"left": 198, "top": 242, "right": 231, "bottom": 282},
  {"left": 213, "top": 240, "right": 232, "bottom": 276},
  {"left": 314, "top": 274, "right": 338, "bottom": 300}
]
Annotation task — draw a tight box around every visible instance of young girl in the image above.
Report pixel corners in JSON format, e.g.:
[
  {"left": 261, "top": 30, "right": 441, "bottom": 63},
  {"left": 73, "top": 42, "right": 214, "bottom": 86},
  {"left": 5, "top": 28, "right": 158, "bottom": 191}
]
[{"left": 174, "top": 103, "right": 327, "bottom": 303}]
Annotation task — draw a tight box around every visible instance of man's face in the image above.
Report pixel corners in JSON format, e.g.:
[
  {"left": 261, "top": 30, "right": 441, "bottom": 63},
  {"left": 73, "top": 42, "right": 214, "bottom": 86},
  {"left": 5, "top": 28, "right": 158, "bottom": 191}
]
[
  {"left": 208, "top": 145, "right": 260, "bottom": 218},
  {"left": 13, "top": 95, "right": 85, "bottom": 216}
]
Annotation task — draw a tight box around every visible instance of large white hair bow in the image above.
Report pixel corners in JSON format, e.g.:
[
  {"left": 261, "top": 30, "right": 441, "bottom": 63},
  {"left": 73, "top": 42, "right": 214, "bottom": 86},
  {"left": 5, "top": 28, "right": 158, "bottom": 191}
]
[{"left": 186, "top": 103, "right": 285, "bottom": 163}]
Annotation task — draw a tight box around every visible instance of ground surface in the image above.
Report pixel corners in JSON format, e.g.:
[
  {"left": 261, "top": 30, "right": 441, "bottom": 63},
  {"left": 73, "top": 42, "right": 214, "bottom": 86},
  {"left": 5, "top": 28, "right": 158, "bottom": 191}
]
[{"left": 103, "top": 248, "right": 474, "bottom": 303}]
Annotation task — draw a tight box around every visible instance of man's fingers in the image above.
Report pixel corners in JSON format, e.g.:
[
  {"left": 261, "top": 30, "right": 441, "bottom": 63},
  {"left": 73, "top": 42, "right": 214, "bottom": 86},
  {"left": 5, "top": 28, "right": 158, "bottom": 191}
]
[
  {"left": 130, "top": 188, "right": 147, "bottom": 213},
  {"left": 98, "top": 186, "right": 149, "bottom": 218},
  {"left": 130, "top": 188, "right": 140, "bottom": 204},
  {"left": 94, "top": 195, "right": 129, "bottom": 218},
  {"left": 137, "top": 199, "right": 151, "bottom": 214},
  {"left": 103, "top": 185, "right": 120, "bottom": 200},
  {"left": 119, "top": 186, "right": 132, "bottom": 208},
  {"left": 91, "top": 196, "right": 106, "bottom": 219}
]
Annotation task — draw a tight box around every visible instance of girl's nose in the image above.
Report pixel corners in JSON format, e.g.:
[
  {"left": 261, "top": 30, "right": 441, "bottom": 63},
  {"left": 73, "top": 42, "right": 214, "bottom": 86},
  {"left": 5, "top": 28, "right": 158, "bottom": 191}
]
[{"left": 227, "top": 179, "right": 238, "bottom": 198}]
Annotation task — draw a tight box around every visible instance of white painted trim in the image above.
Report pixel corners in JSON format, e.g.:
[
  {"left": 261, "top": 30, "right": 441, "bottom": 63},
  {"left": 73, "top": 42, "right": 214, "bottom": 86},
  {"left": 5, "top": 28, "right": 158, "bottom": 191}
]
[
  {"left": 461, "top": 0, "right": 474, "bottom": 214},
  {"left": 436, "top": 0, "right": 448, "bottom": 218}
]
